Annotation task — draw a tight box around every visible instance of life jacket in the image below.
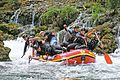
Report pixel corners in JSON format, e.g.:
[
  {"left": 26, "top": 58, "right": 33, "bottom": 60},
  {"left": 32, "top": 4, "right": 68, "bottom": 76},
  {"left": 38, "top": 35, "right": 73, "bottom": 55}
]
[
  {"left": 41, "top": 44, "right": 62, "bottom": 56},
  {"left": 32, "top": 41, "right": 40, "bottom": 49}
]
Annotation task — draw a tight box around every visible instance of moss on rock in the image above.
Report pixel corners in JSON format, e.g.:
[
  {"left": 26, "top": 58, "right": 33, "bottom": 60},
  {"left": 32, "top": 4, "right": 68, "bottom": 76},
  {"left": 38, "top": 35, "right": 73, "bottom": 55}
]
[
  {"left": 92, "top": 22, "right": 117, "bottom": 53},
  {"left": 0, "top": 31, "right": 11, "bottom": 61}
]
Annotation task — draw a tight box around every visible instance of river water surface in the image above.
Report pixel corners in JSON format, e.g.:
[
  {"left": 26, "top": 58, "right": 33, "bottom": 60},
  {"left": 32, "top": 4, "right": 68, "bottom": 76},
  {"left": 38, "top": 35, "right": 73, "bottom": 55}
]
[{"left": 1, "top": 38, "right": 120, "bottom": 80}]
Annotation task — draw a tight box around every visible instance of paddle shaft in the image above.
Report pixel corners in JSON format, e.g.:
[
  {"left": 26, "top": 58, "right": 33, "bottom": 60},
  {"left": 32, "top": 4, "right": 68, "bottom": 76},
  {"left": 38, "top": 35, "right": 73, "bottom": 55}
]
[{"left": 95, "top": 32, "right": 112, "bottom": 64}]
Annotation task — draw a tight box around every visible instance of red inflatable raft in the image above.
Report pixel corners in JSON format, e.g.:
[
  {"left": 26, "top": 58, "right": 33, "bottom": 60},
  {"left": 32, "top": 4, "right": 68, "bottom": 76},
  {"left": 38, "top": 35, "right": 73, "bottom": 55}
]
[{"left": 39, "top": 49, "right": 95, "bottom": 65}]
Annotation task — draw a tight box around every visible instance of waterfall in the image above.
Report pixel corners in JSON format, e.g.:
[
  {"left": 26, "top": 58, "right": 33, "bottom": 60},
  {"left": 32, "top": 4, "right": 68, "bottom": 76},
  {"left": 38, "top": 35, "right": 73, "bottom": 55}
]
[
  {"left": 117, "top": 26, "right": 120, "bottom": 48},
  {"left": 17, "top": 4, "right": 36, "bottom": 36},
  {"left": 73, "top": 12, "right": 83, "bottom": 27},
  {"left": 38, "top": 15, "right": 42, "bottom": 27},
  {"left": 31, "top": 10, "right": 35, "bottom": 28},
  {"left": 111, "top": 25, "right": 120, "bottom": 56},
  {"left": 69, "top": 12, "right": 93, "bottom": 29},
  {"left": 10, "top": 8, "right": 21, "bottom": 23}
]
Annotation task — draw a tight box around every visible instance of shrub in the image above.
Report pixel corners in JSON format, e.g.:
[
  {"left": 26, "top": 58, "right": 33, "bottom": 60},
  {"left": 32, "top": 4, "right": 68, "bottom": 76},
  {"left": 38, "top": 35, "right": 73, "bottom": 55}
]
[
  {"left": 32, "top": 25, "right": 48, "bottom": 34},
  {"left": 0, "top": 23, "right": 20, "bottom": 36},
  {"left": 91, "top": 3, "right": 105, "bottom": 26},
  {"left": 41, "top": 6, "right": 79, "bottom": 30}
]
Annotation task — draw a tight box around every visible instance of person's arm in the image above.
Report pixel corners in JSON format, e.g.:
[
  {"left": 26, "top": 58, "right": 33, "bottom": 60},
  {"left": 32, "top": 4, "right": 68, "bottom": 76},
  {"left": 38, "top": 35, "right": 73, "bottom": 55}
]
[
  {"left": 86, "top": 29, "right": 96, "bottom": 38},
  {"left": 32, "top": 48, "right": 35, "bottom": 57},
  {"left": 94, "top": 32, "right": 104, "bottom": 49},
  {"left": 63, "top": 25, "right": 73, "bottom": 34},
  {"left": 84, "top": 37, "right": 88, "bottom": 46}
]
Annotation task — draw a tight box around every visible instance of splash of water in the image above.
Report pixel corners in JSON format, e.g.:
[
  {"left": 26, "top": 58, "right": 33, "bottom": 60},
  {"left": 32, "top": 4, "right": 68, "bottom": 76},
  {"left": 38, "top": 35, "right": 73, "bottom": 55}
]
[{"left": 111, "top": 25, "right": 120, "bottom": 57}]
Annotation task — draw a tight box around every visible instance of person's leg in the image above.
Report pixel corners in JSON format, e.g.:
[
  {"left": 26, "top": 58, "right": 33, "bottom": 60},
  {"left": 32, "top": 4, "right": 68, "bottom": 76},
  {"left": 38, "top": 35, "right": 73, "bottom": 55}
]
[
  {"left": 53, "top": 50, "right": 63, "bottom": 54},
  {"left": 67, "top": 43, "right": 78, "bottom": 51},
  {"left": 75, "top": 45, "right": 88, "bottom": 49},
  {"left": 52, "top": 45, "right": 67, "bottom": 52}
]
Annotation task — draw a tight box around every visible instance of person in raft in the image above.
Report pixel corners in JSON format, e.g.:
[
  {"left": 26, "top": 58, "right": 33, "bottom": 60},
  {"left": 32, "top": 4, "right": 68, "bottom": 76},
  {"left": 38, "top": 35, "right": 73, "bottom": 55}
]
[
  {"left": 60, "top": 25, "right": 81, "bottom": 48},
  {"left": 39, "top": 31, "right": 57, "bottom": 45},
  {"left": 87, "top": 30, "right": 104, "bottom": 51},
  {"left": 28, "top": 37, "right": 66, "bottom": 62},
  {"left": 61, "top": 25, "right": 88, "bottom": 51}
]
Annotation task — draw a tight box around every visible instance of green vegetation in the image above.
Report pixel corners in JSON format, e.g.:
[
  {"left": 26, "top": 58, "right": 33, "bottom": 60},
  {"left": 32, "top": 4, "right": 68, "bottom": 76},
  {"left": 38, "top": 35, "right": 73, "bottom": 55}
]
[
  {"left": 32, "top": 25, "right": 48, "bottom": 34},
  {"left": 91, "top": 3, "right": 105, "bottom": 26},
  {"left": 0, "top": 23, "right": 20, "bottom": 39},
  {"left": 41, "top": 6, "right": 79, "bottom": 29},
  {"left": 108, "top": 0, "right": 120, "bottom": 9}
]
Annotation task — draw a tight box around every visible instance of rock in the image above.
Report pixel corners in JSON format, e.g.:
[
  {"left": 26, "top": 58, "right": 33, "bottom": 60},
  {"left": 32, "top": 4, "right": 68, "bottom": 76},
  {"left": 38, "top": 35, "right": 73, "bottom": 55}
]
[
  {"left": 0, "top": 31, "right": 11, "bottom": 61},
  {"left": 92, "top": 22, "right": 117, "bottom": 53}
]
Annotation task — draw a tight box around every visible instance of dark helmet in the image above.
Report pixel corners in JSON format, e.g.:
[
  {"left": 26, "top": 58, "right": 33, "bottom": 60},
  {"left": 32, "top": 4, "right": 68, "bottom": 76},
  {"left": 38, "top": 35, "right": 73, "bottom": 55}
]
[
  {"left": 80, "top": 28, "right": 88, "bottom": 33},
  {"left": 74, "top": 26, "right": 79, "bottom": 28}
]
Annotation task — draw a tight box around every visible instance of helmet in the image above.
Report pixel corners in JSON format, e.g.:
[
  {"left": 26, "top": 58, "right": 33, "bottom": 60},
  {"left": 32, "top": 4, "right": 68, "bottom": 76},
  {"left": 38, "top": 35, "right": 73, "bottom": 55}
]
[{"left": 80, "top": 28, "right": 88, "bottom": 33}]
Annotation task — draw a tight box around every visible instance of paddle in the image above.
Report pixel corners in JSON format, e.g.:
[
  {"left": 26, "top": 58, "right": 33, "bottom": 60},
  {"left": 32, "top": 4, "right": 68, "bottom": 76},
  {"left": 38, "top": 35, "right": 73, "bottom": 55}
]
[
  {"left": 101, "top": 50, "right": 113, "bottom": 64},
  {"left": 95, "top": 32, "right": 113, "bottom": 64},
  {"left": 21, "top": 39, "right": 29, "bottom": 58}
]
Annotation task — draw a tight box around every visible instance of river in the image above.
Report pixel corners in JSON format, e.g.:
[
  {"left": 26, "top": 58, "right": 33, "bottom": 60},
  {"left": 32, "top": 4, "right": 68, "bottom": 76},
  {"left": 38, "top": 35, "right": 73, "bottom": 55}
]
[{"left": 1, "top": 38, "right": 120, "bottom": 80}]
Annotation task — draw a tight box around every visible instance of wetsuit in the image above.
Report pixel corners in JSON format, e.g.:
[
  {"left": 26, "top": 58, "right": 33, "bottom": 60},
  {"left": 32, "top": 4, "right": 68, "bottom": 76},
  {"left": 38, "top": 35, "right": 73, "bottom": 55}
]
[
  {"left": 21, "top": 37, "right": 29, "bottom": 58},
  {"left": 40, "top": 44, "right": 64, "bottom": 56},
  {"left": 32, "top": 41, "right": 64, "bottom": 56},
  {"left": 67, "top": 35, "right": 87, "bottom": 51},
  {"left": 31, "top": 40, "right": 44, "bottom": 56}
]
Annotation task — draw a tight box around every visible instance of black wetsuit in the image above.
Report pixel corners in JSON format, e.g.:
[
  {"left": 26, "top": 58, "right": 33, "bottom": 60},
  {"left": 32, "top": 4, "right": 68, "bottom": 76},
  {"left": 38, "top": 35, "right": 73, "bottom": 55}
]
[
  {"left": 31, "top": 41, "right": 44, "bottom": 56},
  {"left": 67, "top": 35, "right": 87, "bottom": 51},
  {"left": 40, "top": 44, "right": 64, "bottom": 56},
  {"left": 32, "top": 41, "right": 64, "bottom": 56},
  {"left": 21, "top": 37, "right": 29, "bottom": 58}
]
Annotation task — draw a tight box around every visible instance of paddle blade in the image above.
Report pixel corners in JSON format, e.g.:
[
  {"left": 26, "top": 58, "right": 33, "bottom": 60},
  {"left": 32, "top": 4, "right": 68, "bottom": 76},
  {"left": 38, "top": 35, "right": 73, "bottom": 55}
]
[{"left": 104, "top": 52, "right": 112, "bottom": 64}]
